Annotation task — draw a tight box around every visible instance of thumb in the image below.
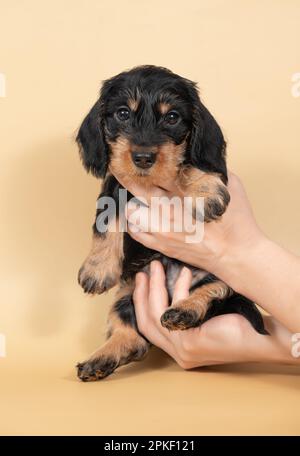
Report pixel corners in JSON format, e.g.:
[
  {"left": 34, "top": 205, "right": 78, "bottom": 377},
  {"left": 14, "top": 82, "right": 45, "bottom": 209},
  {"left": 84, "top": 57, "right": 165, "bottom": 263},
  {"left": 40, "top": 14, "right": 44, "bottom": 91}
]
[{"left": 172, "top": 266, "right": 192, "bottom": 304}]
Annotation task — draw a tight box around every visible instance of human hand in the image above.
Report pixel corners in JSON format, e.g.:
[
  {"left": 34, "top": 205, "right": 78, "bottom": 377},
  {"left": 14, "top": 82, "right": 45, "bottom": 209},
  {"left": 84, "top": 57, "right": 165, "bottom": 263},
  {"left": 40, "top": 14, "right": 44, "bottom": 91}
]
[
  {"left": 133, "top": 261, "right": 297, "bottom": 368},
  {"left": 121, "top": 172, "right": 265, "bottom": 277},
  {"left": 119, "top": 169, "right": 300, "bottom": 337}
]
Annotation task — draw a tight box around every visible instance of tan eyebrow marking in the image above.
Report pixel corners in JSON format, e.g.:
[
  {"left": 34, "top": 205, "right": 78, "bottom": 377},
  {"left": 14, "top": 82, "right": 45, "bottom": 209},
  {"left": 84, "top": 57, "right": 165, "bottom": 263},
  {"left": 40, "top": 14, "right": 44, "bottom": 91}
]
[
  {"left": 128, "top": 98, "right": 139, "bottom": 111},
  {"left": 158, "top": 102, "right": 172, "bottom": 115}
]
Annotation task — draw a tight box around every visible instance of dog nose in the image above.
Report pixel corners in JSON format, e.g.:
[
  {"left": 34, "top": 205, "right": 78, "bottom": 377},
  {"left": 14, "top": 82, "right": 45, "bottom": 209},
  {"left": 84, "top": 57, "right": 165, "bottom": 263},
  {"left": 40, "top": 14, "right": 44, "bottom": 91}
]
[{"left": 131, "top": 151, "right": 156, "bottom": 169}]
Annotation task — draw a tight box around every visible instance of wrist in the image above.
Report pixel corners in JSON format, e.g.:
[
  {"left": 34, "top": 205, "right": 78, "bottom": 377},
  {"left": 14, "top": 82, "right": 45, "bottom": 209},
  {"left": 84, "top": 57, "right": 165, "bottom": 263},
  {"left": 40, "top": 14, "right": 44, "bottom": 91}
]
[
  {"left": 245, "top": 316, "right": 300, "bottom": 365},
  {"left": 210, "top": 231, "right": 269, "bottom": 293}
]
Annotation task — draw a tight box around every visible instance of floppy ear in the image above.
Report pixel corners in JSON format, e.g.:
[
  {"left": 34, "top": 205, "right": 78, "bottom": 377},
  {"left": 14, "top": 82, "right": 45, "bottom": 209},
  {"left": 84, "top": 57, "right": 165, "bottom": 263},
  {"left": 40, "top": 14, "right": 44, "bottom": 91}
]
[
  {"left": 188, "top": 95, "right": 228, "bottom": 183},
  {"left": 76, "top": 100, "right": 109, "bottom": 178}
]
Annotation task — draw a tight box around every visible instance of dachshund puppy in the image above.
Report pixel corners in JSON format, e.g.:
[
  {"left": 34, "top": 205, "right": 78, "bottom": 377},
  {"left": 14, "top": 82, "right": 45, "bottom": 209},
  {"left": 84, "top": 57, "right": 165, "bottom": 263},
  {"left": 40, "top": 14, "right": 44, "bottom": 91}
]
[{"left": 76, "top": 65, "right": 267, "bottom": 381}]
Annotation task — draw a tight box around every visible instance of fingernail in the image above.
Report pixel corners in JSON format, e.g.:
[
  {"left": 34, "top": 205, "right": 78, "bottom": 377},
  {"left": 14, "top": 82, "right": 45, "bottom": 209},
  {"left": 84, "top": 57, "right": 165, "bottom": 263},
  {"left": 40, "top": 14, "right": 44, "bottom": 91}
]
[
  {"left": 127, "top": 200, "right": 137, "bottom": 210},
  {"left": 150, "top": 261, "right": 157, "bottom": 275},
  {"left": 180, "top": 266, "right": 191, "bottom": 278},
  {"left": 128, "top": 222, "right": 140, "bottom": 233},
  {"left": 135, "top": 272, "right": 142, "bottom": 284}
]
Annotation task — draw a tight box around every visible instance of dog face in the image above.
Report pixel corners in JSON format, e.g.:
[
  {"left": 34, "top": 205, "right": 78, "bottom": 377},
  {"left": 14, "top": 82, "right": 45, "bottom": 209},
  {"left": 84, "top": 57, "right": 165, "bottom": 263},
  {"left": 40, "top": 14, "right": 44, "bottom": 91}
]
[{"left": 77, "top": 65, "right": 227, "bottom": 184}]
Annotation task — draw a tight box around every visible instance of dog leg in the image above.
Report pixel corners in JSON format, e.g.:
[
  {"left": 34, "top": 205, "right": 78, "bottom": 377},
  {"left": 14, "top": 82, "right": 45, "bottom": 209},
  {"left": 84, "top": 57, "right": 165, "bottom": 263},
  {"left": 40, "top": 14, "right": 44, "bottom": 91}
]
[
  {"left": 78, "top": 227, "right": 123, "bottom": 294},
  {"left": 161, "top": 280, "right": 230, "bottom": 330},
  {"left": 178, "top": 167, "right": 230, "bottom": 222},
  {"left": 77, "top": 286, "right": 150, "bottom": 381},
  {"left": 78, "top": 173, "right": 126, "bottom": 295}
]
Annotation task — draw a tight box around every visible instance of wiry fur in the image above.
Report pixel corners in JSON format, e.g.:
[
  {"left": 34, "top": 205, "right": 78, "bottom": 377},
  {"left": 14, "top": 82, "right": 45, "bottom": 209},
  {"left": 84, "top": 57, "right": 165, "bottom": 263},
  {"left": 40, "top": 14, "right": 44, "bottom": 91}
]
[{"left": 76, "top": 65, "right": 267, "bottom": 381}]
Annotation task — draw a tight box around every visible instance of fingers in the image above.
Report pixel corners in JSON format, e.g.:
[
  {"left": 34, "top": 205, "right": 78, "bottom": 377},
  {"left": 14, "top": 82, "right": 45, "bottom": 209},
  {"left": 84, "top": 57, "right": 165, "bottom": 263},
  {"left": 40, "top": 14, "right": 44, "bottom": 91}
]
[
  {"left": 132, "top": 261, "right": 199, "bottom": 366},
  {"left": 172, "top": 266, "right": 193, "bottom": 303},
  {"left": 133, "top": 261, "right": 169, "bottom": 330},
  {"left": 126, "top": 201, "right": 153, "bottom": 232},
  {"left": 133, "top": 262, "right": 170, "bottom": 348},
  {"left": 126, "top": 200, "right": 160, "bottom": 250},
  {"left": 125, "top": 199, "right": 173, "bottom": 253},
  {"left": 148, "top": 261, "right": 169, "bottom": 315},
  {"left": 127, "top": 226, "right": 157, "bottom": 250},
  {"left": 133, "top": 272, "right": 149, "bottom": 332},
  {"left": 115, "top": 176, "right": 170, "bottom": 205}
]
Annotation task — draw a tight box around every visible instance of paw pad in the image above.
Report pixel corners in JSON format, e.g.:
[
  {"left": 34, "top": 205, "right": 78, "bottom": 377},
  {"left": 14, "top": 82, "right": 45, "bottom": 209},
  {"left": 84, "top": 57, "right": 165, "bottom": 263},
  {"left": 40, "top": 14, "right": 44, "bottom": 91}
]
[
  {"left": 77, "top": 358, "right": 118, "bottom": 382},
  {"left": 161, "top": 307, "right": 200, "bottom": 331}
]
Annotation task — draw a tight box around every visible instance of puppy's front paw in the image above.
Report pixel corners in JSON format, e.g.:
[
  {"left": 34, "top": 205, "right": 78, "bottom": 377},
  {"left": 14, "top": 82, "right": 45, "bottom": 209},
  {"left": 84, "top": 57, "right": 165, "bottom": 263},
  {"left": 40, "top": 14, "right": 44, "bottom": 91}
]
[
  {"left": 78, "top": 261, "right": 117, "bottom": 295},
  {"left": 203, "top": 184, "right": 230, "bottom": 222},
  {"left": 161, "top": 307, "right": 200, "bottom": 331},
  {"left": 178, "top": 168, "right": 230, "bottom": 223},
  {"left": 77, "top": 357, "right": 118, "bottom": 382},
  {"left": 77, "top": 337, "right": 149, "bottom": 382}
]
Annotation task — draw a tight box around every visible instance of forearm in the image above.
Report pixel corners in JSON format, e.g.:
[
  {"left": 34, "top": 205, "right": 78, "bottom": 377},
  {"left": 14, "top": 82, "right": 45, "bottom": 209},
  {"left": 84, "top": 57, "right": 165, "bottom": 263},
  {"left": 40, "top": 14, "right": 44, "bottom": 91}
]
[
  {"left": 197, "top": 315, "right": 300, "bottom": 367},
  {"left": 133, "top": 261, "right": 300, "bottom": 369},
  {"left": 213, "top": 236, "right": 300, "bottom": 334}
]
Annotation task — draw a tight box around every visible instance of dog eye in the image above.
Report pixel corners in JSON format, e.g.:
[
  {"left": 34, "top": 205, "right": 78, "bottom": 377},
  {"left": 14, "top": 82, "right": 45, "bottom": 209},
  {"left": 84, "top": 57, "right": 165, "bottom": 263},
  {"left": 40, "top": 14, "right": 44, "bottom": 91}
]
[
  {"left": 116, "top": 107, "right": 130, "bottom": 121},
  {"left": 164, "top": 110, "right": 180, "bottom": 125}
]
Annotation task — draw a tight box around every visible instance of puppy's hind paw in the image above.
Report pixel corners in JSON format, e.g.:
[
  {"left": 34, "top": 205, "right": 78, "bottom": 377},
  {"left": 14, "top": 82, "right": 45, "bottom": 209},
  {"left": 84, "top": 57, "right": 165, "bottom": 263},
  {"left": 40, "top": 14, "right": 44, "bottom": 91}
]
[{"left": 161, "top": 307, "right": 200, "bottom": 331}]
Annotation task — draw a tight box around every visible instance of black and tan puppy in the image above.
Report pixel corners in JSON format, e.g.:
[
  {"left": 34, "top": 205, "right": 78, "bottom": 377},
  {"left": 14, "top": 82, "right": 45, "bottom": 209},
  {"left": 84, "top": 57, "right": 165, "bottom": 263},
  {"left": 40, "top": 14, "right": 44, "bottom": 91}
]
[{"left": 76, "top": 65, "right": 267, "bottom": 381}]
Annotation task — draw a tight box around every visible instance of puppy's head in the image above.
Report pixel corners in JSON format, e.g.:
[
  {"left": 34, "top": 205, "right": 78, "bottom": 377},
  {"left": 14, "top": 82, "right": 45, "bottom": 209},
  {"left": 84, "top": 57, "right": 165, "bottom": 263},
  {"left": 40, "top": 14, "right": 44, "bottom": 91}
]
[{"left": 77, "top": 65, "right": 227, "bottom": 185}]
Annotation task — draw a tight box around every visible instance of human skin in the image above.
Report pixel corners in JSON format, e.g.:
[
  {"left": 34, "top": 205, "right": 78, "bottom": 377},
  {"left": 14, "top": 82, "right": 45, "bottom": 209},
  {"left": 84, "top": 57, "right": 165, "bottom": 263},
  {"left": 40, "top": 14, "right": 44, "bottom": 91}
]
[
  {"left": 117, "top": 172, "right": 300, "bottom": 368},
  {"left": 133, "top": 261, "right": 298, "bottom": 368}
]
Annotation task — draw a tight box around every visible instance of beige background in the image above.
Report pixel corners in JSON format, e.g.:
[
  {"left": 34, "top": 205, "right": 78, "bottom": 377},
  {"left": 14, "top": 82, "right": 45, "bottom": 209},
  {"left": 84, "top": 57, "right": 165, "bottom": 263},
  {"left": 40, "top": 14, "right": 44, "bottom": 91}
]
[{"left": 0, "top": 0, "right": 300, "bottom": 435}]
